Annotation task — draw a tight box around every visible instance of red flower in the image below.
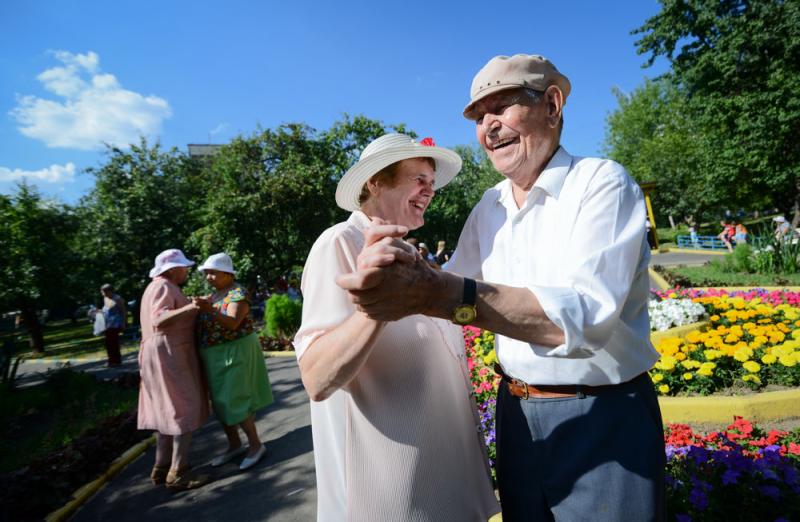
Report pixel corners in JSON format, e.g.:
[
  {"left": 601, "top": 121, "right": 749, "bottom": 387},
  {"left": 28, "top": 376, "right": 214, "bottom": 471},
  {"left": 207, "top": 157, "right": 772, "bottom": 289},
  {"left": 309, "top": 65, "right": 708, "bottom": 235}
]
[{"left": 419, "top": 137, "right": 436, "bottom": 147}]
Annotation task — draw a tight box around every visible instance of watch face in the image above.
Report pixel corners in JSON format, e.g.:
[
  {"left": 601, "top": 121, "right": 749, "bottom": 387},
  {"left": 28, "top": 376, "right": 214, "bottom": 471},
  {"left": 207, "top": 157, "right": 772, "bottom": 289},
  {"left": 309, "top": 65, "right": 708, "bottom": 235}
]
[{"left": 454, "top": 305, "right": 476, "bottom": 325}]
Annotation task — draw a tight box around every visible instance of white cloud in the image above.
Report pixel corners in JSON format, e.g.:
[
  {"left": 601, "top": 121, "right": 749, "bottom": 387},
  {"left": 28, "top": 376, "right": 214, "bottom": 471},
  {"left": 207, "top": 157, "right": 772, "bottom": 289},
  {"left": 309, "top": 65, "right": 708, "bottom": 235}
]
[
  {"left": 0, "top": 163, "right": 76, "bottom": 183},
  {"left": 10, "top": 51, "right": 171, "bottom": 150},
  {"left": 209, "top": 123, "right": 229, "bottom": 136}
]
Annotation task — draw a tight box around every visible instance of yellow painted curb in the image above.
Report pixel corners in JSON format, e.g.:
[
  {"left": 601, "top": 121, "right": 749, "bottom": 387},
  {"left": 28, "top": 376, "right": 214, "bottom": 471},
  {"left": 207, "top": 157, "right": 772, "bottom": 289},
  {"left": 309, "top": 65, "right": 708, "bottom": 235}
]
[
  {"left": 658, "top": 388, "right": 800, "bottom": 424},
  {"left": 650, "top": 321, "right": 709, "bottom": 346},
  {"left": 648, "top": 267, "right": 671, "bottom": 291},
  {"left": 264, "top": 351, "right": 296, "bottom": 358},
  {"left": 45, "top": 434, "right": 156, "bottom": 522},
  {"left": 659, "top": 247, "right": 728, "bottom": 256}
]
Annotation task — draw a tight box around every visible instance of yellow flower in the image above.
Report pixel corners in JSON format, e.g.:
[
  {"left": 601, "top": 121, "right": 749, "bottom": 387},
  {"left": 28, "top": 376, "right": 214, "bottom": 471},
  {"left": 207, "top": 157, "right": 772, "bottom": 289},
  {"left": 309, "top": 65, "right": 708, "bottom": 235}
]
[
  {"left": 697, "top": 365, "right": 714, "bottom": 377},
  {"left": 659, "top": 356, "right": 677, "bottom": 371},
  {"left": 652, "top": 373, "right": 664, "bottom": 383},
  {"left": 703, "top": 349, "right": 722, "bottom": 361},
  {"left": 682, "top": 372, "right": 693, "bottom": 381},
  {"left": 734, "top": 347, "right": 753, "bottom": 362},
  {"left": 779, "top": 354, "right": 797, "bottom": 368},
  {"left": 761, "top": 353, "right": 778, "bottom": 365},
  {"left": 742, "top": 361, "right": 761, "bottom": 373},
  {"left": 658, "top": 384, "right": 670, "bottom": 394},
  {"left": 742, "top": 374, "right": 762, "bottom": 384},
  {"left": 710, "top": 315, "right": 720, "bottom": 322},
  {"left": 675, "top": 352, "right": 687, "bottom": 361}
]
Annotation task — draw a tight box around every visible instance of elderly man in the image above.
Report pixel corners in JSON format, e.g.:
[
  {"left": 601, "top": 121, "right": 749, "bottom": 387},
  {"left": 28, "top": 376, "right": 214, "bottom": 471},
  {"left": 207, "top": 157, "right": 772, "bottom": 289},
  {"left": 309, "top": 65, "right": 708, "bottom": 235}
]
[{"left": 338, "top": 54, "right": 664, "bottom": 520}]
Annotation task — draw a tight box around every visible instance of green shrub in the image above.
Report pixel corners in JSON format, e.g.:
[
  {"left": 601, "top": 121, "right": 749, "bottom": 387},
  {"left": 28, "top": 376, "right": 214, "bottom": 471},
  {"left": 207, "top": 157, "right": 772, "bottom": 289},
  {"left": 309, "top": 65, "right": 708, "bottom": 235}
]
[
  {"left": 731, "top": 243, "right": 753, "bottom": 272},
  {"left": 264, "top": 294, "right": 302, "bottom": 339}
]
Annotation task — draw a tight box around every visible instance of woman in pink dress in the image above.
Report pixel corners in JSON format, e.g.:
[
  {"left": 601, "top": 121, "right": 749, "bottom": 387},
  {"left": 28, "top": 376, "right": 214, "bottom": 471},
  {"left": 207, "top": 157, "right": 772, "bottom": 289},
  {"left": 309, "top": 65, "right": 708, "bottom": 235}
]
[
  {"left": 294, "top": 134, "right": 499, "bottom": 521},
  {"left": 138, "top": 249, "right": 210, "bottom": 490}
]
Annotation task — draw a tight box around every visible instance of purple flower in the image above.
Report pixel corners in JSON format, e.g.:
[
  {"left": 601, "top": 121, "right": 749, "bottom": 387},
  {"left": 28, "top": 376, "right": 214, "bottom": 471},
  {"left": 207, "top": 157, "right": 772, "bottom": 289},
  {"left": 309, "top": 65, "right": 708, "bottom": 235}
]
[
  {"left": 676, "top": 515, "right": 692, "bottom": 522},
  {"left": 722, "top": 469, "right": 740, "bottom": 485},
  {"left": 758, "top": 485, "right": 780, "bottom": 500},
  {"left": 689, "top": 487, "right": 708, "bottom": 510}
]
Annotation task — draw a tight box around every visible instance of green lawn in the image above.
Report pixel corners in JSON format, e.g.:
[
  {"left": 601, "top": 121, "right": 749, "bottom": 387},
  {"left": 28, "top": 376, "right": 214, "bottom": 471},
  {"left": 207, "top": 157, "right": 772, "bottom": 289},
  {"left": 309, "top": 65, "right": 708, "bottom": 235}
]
[
  {"left": 1, "top": 318, "right": 138, "bottom": 360},
  {"left": 0, "top": 368, "right": 138, "bottom": 472},
  {"left": 664, "top": 264, "right": 800, "bottom": 287}
]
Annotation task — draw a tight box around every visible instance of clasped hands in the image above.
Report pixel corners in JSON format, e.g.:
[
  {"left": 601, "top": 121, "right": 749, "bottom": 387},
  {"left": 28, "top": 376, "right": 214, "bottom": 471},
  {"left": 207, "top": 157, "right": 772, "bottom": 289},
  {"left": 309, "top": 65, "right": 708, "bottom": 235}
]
[
  {"left": 336, "top": 220, "right": 438, "bottom": 321},
  {"left": 191, "top": 296, "right": 214, "bottom": 313}
]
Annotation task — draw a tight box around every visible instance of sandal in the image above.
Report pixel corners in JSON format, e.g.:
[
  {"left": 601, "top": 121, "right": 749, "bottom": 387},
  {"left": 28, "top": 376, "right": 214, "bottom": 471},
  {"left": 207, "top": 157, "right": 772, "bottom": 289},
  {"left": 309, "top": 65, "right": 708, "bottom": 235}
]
[
  {"left": 150, "top": 464, "right": 169, "bottom": 485},
  {"left": 165, "top": 467, "right": 210, "bottom": 491}
]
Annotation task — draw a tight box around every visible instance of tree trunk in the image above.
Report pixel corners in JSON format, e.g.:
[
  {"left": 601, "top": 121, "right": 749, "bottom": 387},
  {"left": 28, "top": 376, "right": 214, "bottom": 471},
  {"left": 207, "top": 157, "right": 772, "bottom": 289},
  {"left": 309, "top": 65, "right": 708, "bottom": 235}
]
[
  {"left": 668, "top": 214, "right": 676, "bottom": 229},
  {"left": 20, "top": 305, "right": 44, "bottom": 354}
]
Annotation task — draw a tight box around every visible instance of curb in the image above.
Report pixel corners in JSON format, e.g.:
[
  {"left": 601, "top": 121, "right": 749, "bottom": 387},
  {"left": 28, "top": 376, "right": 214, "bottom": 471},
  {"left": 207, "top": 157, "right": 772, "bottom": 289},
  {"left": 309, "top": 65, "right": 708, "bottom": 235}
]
[
  {"left": 648, "top": 267, "right": 671, "bottom": 291},
  {"left": 658, "top": 388, "right": 800, "bottom": 424},
  {"left": 45, "top": 434, "right": 156, "bottom": 522},
  {"left": 657, "top": 247, "right": 728, "bottom": 256},
  {"left": 264, "top": 351, "right": 296, "bottom": 358},
  {"left": 650, "top": 321, "right": 709, "bottom": 346}
]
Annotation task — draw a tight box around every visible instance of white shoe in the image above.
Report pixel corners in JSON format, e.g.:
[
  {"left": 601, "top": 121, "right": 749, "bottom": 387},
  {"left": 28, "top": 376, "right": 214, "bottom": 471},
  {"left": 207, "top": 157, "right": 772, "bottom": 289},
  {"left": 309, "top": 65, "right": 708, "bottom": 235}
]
[
  {"left": 211, "top": 446, "right": 247, "bottom": 467},
  {"left": 239, "top": 444, "right": 266, "bottom": 470}
]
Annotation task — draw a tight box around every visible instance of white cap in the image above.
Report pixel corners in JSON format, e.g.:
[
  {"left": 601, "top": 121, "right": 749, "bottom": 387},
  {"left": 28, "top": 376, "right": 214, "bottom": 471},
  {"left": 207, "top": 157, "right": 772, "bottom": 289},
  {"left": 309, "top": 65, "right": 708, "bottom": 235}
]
[
  {"left": 149, "top": 249, "right": 195, "bottom": 278},
  {"left": 773, "top": 216, "right": 786, "bottom": 223},
  {"left": 198, "top": 252, "right": 236, "bottom": 275}
]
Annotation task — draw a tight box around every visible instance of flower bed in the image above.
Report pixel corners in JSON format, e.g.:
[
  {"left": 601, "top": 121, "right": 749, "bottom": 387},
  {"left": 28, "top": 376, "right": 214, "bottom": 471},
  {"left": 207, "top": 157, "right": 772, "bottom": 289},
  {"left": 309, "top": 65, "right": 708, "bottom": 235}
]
[
  {"left": 650, "top": 291, "right": 800, "bottom": 396},
  {"left": 463, "top": 324, "right": 800, "bottom": 519}
]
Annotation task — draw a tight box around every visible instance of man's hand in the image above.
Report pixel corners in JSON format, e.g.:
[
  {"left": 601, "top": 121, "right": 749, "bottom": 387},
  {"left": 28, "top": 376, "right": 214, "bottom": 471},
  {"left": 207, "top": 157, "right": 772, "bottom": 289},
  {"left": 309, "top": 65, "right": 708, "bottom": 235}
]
[{"left": 337, "top": 256, "right": 441, "bottom": 321}]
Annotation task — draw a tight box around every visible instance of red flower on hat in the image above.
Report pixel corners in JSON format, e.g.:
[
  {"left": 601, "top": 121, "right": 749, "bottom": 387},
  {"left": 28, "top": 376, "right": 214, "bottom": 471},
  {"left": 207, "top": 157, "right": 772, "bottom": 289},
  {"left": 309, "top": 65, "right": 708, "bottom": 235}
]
[{"left": 419, "top": 137, "right": 435, "bottom": 147}]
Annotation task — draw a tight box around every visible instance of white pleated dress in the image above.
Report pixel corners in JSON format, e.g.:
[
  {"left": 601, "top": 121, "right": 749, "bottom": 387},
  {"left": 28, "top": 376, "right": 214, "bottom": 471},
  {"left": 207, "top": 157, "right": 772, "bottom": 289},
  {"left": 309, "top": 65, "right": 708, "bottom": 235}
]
[{"left": 294, "top": 211, "right": 498, "bottom": 522}]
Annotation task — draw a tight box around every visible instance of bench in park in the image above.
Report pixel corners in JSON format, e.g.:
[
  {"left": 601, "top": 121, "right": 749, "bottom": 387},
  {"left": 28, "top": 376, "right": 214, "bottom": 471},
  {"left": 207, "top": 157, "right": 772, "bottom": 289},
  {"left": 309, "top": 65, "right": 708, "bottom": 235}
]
[{"left": 676, "top": 235, "right": 729, "bottom": 251}]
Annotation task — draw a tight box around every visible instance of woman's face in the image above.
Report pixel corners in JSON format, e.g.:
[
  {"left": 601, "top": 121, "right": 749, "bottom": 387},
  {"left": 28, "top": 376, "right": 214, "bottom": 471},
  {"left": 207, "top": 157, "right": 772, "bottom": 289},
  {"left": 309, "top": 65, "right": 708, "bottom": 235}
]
[
  {"left": 204, "top": 269, "right": 234, "bottom": 290},
  {"left": 368, "top": 158, "right": 436, "bottom": 230}
]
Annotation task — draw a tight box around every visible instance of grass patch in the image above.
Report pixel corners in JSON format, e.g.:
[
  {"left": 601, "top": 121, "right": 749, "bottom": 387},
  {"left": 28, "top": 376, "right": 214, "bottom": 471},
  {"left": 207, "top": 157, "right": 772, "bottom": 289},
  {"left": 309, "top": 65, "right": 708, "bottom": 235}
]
[
  {"left": 1, "top": 318, "right": 138, "bottom": 360},
  {"left": 0, "top": 368, "right": 138, "bottom": 473},
  {"left": 664, "top": 263, "right": 800, "bottom": 287}
]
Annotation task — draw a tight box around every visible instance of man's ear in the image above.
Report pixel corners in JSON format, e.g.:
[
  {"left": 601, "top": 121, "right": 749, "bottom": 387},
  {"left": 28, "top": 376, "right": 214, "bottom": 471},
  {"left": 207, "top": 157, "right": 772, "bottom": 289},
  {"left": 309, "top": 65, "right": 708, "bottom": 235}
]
[{"left": 544, "top": 84, "right": 564, "bottom": 130}]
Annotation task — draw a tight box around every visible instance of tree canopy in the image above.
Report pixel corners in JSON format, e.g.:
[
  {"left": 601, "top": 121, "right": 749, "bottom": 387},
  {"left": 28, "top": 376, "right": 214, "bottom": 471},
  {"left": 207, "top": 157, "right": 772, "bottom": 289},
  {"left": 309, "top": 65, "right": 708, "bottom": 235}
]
[{"left": 617, "top": 0, "right": 800, "bottom": 224}]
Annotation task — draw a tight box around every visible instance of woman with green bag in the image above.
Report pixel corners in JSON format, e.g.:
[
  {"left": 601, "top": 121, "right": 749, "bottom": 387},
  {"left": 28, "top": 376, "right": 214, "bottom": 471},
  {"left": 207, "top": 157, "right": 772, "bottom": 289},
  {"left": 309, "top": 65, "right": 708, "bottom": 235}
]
[{"left": 195, "top": 252, "right": 273, "bottom": 470}]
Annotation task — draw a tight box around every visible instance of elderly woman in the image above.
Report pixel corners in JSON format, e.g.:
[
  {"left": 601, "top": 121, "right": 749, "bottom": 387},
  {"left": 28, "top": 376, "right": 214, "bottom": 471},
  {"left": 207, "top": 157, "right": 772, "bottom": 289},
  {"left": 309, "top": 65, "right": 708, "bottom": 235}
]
[
  {"left": 138, "top": 249, "right": 209, "bottom": 491},
  {"left": 195, "top": 253, "right": 273, "bottom": 470},
  {"left": 100, "top": 283, "right": 126, "bottom": 367},
  {"left": 294, "top": 133, "right": 498, "bottom": 521}
]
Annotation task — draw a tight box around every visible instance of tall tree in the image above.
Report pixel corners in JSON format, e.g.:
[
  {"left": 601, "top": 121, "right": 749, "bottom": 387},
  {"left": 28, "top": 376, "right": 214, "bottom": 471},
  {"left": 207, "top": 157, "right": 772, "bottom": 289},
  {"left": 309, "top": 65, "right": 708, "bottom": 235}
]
[
  {"left": 634, "top": 0, "right": 800, "bottom": 224},
  {"left": 0, "top": 184, "right": 79, "bottom": 353},
  {"left": 603, "top": 78, "right": 714, "bottom": 226},
  {"left": 75, "top": 138, "right": 206, "bottom": 304}
]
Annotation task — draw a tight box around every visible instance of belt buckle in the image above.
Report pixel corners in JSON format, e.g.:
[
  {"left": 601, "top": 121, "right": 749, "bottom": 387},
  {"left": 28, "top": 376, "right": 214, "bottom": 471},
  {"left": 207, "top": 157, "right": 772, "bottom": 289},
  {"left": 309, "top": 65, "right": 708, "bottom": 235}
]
[{"left": 511, "top": 377, "right": 529, "bottom": 400}]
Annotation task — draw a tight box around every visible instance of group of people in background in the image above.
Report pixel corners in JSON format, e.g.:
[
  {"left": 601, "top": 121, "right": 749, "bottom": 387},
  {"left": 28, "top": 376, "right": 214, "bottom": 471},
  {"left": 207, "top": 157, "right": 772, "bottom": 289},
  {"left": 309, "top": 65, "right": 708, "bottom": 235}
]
[
  {"left": 717, "top": 219, "right": 749, "bottom": 252},
  {"left": 407, "top": 237, "right": 452, "bottom": 267},
  {"left": 135, "top": 249, "right": 273, "bottom": 491}
]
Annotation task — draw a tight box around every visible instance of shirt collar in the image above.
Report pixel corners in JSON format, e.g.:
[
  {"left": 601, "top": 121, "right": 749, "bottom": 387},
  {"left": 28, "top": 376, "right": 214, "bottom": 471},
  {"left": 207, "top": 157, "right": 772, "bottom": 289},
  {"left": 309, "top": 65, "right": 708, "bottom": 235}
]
[
  {"left": 495, "top": 146, "right": 573, "bottom": 207},
  {"left": 348, "top": 209, "right": 372, "bottom": 230}
]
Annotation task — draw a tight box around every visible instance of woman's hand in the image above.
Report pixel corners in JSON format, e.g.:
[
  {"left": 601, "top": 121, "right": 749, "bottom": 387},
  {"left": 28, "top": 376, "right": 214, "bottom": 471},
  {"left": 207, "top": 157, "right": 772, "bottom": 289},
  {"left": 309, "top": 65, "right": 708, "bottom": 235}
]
[{"left": 193, "top": 296, "right": 214, "bottom": 313}]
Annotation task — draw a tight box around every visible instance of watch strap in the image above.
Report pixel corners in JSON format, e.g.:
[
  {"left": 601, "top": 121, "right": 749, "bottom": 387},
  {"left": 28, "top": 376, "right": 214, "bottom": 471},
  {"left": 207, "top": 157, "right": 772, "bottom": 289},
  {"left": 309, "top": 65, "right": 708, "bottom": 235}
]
[{"left": 463, "top": 277, "right": 476, "bottom": 306}]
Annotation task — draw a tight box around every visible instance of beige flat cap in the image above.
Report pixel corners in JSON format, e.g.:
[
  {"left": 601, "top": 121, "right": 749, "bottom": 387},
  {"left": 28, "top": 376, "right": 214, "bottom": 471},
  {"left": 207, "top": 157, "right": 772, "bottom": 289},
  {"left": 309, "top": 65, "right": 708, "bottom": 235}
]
[{"left": 463, "top": 54, "right": 571, "bottom": 119}]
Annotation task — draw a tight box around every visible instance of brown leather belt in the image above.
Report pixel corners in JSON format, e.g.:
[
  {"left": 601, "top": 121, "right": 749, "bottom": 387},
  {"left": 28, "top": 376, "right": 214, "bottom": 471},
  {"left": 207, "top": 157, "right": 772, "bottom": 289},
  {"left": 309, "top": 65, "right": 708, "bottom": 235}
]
[{"left": 494, "top": 363, "right": 642, "bottom": 399}]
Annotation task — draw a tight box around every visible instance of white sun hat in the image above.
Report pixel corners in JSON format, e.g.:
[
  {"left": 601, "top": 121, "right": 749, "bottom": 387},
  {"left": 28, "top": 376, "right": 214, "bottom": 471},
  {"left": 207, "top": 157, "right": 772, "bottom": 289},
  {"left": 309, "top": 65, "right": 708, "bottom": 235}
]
[
  {"left": 198, "top": 252, "right": 236, "bottom": 276},
  {"left": 335, "top": 133, "right": 462, "bottom": 212},
  {"left": 149, "top": 249, "right": 195, "bottom": 278}
]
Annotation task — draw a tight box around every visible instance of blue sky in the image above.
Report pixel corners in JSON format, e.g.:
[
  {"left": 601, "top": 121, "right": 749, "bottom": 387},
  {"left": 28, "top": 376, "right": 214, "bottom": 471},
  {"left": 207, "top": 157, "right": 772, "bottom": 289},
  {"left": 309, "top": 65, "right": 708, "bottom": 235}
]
[{"left": 0, "top": 0, "right": 669, "bottom": 204}]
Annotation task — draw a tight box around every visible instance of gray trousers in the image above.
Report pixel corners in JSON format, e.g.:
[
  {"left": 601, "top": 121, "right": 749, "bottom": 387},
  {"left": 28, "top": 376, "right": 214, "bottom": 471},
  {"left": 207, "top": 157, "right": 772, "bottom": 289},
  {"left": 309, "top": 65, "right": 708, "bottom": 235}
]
[{"left": 496, "top": 373, "right": 665, "bottom": 521}]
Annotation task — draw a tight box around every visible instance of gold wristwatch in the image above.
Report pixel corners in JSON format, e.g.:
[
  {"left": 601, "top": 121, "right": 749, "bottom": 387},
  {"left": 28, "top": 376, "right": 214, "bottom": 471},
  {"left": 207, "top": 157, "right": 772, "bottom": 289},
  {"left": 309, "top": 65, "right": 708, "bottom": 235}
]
[{"left": 452, "top": 277, "right": 477, "bottom": 325}]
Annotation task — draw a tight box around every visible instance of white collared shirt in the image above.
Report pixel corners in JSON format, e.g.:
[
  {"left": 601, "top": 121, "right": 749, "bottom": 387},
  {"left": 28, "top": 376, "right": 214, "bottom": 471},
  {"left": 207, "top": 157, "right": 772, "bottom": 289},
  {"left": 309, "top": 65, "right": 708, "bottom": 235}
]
[{"left": 446, "top": 147, "right": 659, "bottom": 385}]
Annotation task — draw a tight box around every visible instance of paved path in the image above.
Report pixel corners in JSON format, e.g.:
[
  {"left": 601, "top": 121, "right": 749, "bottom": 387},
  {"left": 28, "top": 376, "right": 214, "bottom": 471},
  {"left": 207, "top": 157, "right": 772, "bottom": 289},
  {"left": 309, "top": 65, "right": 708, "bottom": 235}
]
[
  {"left": 650, "top": 251, "right": 722, "bottom": 267},
  {"left": 26, "top": 356, "right": 317, "bottom": 522}
]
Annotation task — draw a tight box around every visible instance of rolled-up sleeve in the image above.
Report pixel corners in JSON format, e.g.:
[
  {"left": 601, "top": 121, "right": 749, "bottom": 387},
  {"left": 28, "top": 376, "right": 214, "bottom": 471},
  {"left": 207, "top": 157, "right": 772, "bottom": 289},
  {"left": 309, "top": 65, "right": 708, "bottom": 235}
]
[{"left": 528, "top": 167, "right": 647, "bottom": 356}]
